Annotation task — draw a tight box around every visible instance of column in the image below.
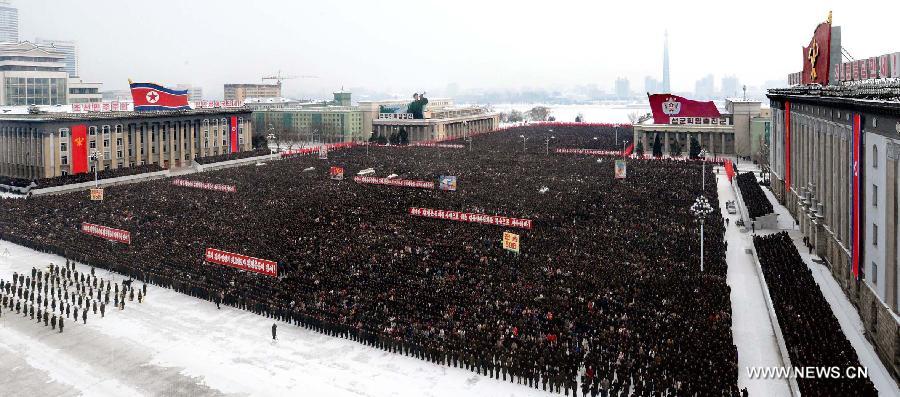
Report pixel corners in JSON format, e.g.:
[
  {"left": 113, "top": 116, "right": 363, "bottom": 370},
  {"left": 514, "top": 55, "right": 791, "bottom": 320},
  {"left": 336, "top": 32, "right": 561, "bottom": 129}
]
[
  {"left": 156, "top": 123, "right": 164, "bottom": 166},
  {"left": 189, "top": 120, "right": 197, "bottom": 162},
  {"left": 884, "top": 143, "right": 897, "bottom": 311},
  {"left": 167, "top": 122, "right": 176, "bottom": 167}
]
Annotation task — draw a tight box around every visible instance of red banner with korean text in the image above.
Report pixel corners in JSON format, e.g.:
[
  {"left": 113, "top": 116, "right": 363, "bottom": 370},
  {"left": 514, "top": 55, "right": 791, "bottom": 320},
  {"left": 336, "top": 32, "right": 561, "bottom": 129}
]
[
  {"left": 354, "top": 176, "right": 434, "bottom": 189},
  {"left": 172, "top": 178, "right": 237, "bottom": 193},
  {"left": 205, "top": 248, "right": 278, "bottom": 278},
  {"left": 850, "top": 114, "right": 862, "bottom": 279},
  {"left": 785, "top": 102, "right": 791, "bottom": 192},
  {"left": 409, "top": 207, "right": 533, "bottom": 230},
  {"left": 230, "top": 116, "right": 239, "bottom": 153},
  {"left": 71, "top": 124, "right": 89, "bottom": 174},
  {"left": 81, "top": 222, "right": 131, "bottom": 244}
]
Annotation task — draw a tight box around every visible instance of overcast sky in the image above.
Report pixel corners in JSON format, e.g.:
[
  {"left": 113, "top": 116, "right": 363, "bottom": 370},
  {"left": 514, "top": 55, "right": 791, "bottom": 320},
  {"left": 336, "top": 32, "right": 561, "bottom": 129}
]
[{"left": 17, "top": 0, "right": 900, "bottom": 99}]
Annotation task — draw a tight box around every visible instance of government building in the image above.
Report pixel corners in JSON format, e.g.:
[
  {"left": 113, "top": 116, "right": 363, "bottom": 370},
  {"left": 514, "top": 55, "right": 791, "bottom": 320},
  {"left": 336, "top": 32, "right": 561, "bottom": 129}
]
[
  {"left": 0, "top": 105, "right": 253, "bottom": 179},
  {"left": 767, "top": 16, "right": 900, "bottom": 379}
]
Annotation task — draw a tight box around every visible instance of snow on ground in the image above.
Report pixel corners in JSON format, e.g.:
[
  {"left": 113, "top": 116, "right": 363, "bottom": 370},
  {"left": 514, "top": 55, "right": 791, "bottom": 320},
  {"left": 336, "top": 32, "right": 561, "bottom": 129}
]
[
  {"left": 714, "top": 167, "right": 792, "bottom": 397},
  {"left": 757, "top": 183, "right": 900, "bottom": 397},
  {"left": 0, "top": 242, "right": 554, "bottom": 397}
]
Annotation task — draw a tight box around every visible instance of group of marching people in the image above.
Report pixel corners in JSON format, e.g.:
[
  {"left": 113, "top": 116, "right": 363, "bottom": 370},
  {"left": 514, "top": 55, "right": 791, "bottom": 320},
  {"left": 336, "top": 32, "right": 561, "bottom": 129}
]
[
  {"left": 0, "top": 124, "right": 740, "bottom": 396},
  {"left": 0, "top": 260, "right": 146, "bottom": 333},
  {"left": 735, "top": 172, "right": 773, "bottom": 219}
]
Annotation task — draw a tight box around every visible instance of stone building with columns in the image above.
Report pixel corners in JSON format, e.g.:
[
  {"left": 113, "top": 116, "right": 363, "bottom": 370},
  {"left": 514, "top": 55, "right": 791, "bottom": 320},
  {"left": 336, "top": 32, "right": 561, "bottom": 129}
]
[
  {"left": 632, "top": 99, "right": 763, "bottom": 158},
  {"left": 371, "top": 107, "right": 499, "bottom": 143},
  {"left": 767, "top": 87, "right": 900, "bottom": 380},
  {"left": 0, "top": 107, "right": 253, "bottom": 179}
]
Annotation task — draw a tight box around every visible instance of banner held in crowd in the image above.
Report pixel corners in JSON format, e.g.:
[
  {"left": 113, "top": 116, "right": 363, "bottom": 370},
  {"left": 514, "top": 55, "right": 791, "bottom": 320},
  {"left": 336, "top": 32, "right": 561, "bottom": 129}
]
[
  {"left": 409, "top": 207, "right": 533, "bottom": 230},
  {"left": 330, "top": 166, "right": 344, "bottom": 180},
  {"left": 205, "top": 248, "right": 278, "bottom": 278},
  {"left": 614, "top": 160, "right": 627, "bottom": 179},
  {"left": 355, "top": 176, "right": 434, "bottom": 189},
  {"left": 439, "top": 176, "right": 457, "bottom": 191},
  {"left": 502, "top": 232, "right": 520, "bottom": 253},
  {"left": 172, "top": 178, "right": 237, "bottom": 193},
  {"left": 90, "top": 188, "right": 104, "bottom": 201},
  {"left": 81, "top": 222, "right": 131, "bottom": 244}
]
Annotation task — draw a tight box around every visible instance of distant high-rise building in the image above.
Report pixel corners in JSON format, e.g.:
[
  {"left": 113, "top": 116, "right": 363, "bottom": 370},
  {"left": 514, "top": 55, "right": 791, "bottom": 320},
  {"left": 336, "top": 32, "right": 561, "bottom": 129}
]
[
  {"left": 35, "top": 38, "right": 77, "bottom": 77},
  {"left": 721, "top": 75, "right": 739, "bottom": 98},
  {"left": 0, "top": 42, "right": 68, "bottom": 105},
  {"left": 615, "top": 77, "right": 630, "bottom": 99},
  {"left": 0, "top": 1, "right": 17, "bottom": 43},
  {"left": 645, "top": 76, "right": 661, "bottom": 95},
  {"left": 662, "top": 30, "right": 670, "bottom": 93},
  {"left": 694, "top": 74, "right": 715, "bottom": 99},
  {"left": 176, "top": 84, "right": 204, "bottom": 101},
  {"left": 224, "top": 83, "right": 280, "bottom": 103}
]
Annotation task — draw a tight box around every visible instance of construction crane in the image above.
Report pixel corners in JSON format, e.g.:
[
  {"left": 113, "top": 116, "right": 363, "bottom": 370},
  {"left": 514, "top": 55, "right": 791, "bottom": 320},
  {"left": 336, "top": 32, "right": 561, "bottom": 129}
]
[{"left": 261, "top": 71, "right": 318, "bottom": 86}]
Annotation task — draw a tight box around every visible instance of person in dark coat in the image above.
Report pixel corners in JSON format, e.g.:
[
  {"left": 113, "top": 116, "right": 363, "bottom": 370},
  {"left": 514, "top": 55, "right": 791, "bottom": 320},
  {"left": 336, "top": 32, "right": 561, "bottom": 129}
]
[{"left": 272, "top": 323, "right": 277, "bottom": 340}]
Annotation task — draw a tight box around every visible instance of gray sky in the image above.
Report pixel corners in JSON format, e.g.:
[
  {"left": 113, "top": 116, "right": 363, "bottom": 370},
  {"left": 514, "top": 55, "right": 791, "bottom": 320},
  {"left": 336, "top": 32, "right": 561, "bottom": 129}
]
[{"left": 18, "top": 0, "right": 900, "bottom": 99}]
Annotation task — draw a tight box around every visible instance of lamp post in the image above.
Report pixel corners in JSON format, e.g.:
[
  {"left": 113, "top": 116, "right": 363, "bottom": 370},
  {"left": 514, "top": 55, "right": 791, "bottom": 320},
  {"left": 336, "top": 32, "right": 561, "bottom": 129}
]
[
  {"left": 699, "top": 148, "right": 709, "bottom": 191},
  {"left": 691, "top": 195, "right": 714, "bottom": 272},
  {"left": 266, "top": 133, "right": 278, "bottom": 154},
  {"left": 614, "top": 126, "right": 619, "bottom": 146},
  {"left": 545, "top": 133, "right": 555, "bottom": 155},
  {"left": 89, "top": 150, "right": 102, "bottom": 187},
  {"left": 520, "top": 135, "right": 526, "bottom": 153}
]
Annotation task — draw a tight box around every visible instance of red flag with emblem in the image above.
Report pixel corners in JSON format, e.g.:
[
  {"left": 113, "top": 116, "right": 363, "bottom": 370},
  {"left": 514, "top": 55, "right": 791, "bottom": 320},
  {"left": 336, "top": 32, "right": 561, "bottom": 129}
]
[
  {"left": 70, "top": 124, "right": 88, "bottom": 174},
  {"left": 648, "top": 94, "right": 720, "bottom": 124}
]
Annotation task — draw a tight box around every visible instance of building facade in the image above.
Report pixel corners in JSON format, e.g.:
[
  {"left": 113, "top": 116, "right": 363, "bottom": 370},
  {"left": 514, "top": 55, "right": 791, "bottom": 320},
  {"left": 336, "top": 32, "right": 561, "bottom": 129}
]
[
  {"left": 633, "top": 99, "right": 763, "bottom": 157},
  {"left": 0, "top": 41, "right": 69, "bottom": 106},
  {"left": 0, "top": 107, "right": 253, "bottom": 179},
  {"left": 254, "top": 106, "right": 363, "bottom": 144},
  {"left": 224, "top": 83, "right": 280, "bottom": 103},
  {"left": 176, "top": 84, "right": 203, "bottom": 102},
  {"left": 67, "top": 78, "right": 102, "bottom": 103},
  {"left": 371, "top": 107, "right": 499, "bottom": 143},
  {"left": 0, "top": 1, "right": 17, "bottom": 43},
  {"left": 35, "top": 38, "right": 77, "bottom": 77},
  {"left": 768, "top": 88, "right": 900, "bottom": 379}
]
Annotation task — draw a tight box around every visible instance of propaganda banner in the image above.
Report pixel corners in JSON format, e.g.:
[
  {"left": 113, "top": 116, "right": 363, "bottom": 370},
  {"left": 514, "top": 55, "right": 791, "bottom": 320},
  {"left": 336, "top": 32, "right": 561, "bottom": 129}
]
[
  {"left": 81, "top": 222, "right": 131, "bottom": 244},
  {"left": 409, "top": 207, "right": 533, "bottom": 230},
  {"left": 205, "top": 248, "right": 278, "bottom": 278},
  {"left": 439, "top": 176, "right": 457, "bottom": 191},
  {"left": 172, "top": 178, "right": 237, "bottom": 193},
  {"left": 319, "top": 146, "right": 328, "bottom": 159},
  {"left": 413, "top": 143, "right": 465, "bottom": 149},
  {"left": 555, "top": 148, "right": 622, "bottom": 156},
  {"left": 502, "top": 231, "right": 520, "bottom": 253},
  {"left": 90, "top": 188, "right": 104, "bottom": 201},
  {"left": 850, "top": 114, "right": 862, "bottom": 279},
  {"left": 354, "top": 176, "right": 434, "bottom": 189},
  {"left": 648, "top": 94, "right": 721, "bottom": 124},
  {"left": 801, "top": 18, "right": 832, "bottom": 85},
  {"left": 330, "top": 166, "right": 345, "bottom": 180},
  {"left": 70, "top": 124, "right": 89, "bottom": 174},
  {"left": 230, "top": 116, "right": 239, "bottom": 153},
  {"left": 614, "top": 160, "right": 627, "bottom": 179}
]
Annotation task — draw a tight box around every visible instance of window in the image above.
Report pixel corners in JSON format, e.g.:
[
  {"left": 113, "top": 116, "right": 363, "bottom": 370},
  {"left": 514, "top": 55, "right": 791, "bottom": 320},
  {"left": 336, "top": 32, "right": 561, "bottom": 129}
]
[
  {"left": 59, "top": 128, "right": 68, "bottom": 138},
  {"left": 873, "top": 224, "right": 878, "bottom": 246},
  {"left": 89, "top": 140, "right": 96, "bottom": 149},
  {"left": 873, "top": 146, "right": 878, "bottom": 168},
  {"left": 116, "top": 138, "right": 122, "bottom": 146},
  {"left": 872, "top": 262, "right": 878, "bottom": 284},
  {"left": 103, "top": 139, "right": 109, "bottom": 147},
  {"left": 873, "top": 185, "right": 878, "bottom": 207},
  {"left": 102, "top": 125, "right": 110, "bottom": 136},
  {"left": 60, "top": 142, "right": 67, "bottom": 152},
  {"left": 89, "top": 126, "right": 97, "bottom": 136},
  {"left": 61, "top": 155, "right": 68, "bottom": 165}
]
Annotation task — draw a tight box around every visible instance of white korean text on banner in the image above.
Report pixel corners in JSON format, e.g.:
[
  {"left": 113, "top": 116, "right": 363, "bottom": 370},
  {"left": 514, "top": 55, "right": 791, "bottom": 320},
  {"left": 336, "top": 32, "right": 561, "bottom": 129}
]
[
  {"left": 205, "top": 248, "right": 278, "bottom": 278},
  {"left": 330, "top": 166, "right": 344, "bottom": 180},
  {"left": 172, "top": 178, "right": 237, "bottom": 193},
  {"left": 81, "top": 222, "right": 131, "bottom": 244},
  {"left": 409, "top": 207, "right": 533, "bottom": 230},
  {"left": 90, "top": 188, "right": 104, "bottom": 201},
  {"left": 355, "top": 176, "right": 435, "bottom": 189}
]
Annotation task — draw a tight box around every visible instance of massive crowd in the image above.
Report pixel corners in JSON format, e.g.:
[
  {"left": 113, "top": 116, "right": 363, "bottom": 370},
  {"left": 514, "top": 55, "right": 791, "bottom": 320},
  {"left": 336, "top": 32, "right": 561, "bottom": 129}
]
[
  {"left": 0, "top": 124, "right": 738, "bottom": 396},
  {"left": 0, "top": 164, "right": 165, "bottom": 191},
  {"left": 194, "top": 148, "right": 272, "bottom": 165},
  {"left": 735, "top": 172, "right": 773, "bottom": 219},
  {"left": 753, "top": 232, "right": 877, "bottom": 396}
]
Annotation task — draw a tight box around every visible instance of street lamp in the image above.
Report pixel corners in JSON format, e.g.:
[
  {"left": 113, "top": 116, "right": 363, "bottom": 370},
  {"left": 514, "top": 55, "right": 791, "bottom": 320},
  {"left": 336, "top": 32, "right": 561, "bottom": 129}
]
[
  {"left": 614, "top": 125, "right": 619, "bottom": 146},
  {"left": 89, "top": 150, "right": 103, "bottom": 187},
  {"left": 520, "top": 134, "right": 526, "bottom": 153},
  {"left": 545, "top": 135, "right": 555, "bottom": 155},
  {"left": 266, "top": 133, "right": 278, "bottom": 154},
  {"left": 699, "top": 148, "right": 709, "bottom": 190},
  {"left": 690, "top": 195, "right": 714, "bottom": 272}
]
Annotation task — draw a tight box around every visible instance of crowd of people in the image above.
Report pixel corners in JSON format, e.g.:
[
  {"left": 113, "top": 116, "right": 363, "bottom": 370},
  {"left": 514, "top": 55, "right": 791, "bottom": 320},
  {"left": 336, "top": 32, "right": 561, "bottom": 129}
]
[
  {"left": 0, "top": 260, "right": 145, "bottom": 332},
  {"left": 194, "top": 148, "right": 272, "bottom": 165},
  {"left": 753, "top": 232, "right": 877, "bottom": 396},
  {"left": 0, "top": 124, "right": 739, "bottom": 396},
  {"left": 735, "top": 172, "right": 773, "bottom": 219}
]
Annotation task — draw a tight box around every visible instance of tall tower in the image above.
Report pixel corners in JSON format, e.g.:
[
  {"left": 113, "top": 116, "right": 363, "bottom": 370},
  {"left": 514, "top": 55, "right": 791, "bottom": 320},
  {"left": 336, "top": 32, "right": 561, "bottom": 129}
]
[{"left": 662, "top": 30, "right": 670, "bottom": 93}]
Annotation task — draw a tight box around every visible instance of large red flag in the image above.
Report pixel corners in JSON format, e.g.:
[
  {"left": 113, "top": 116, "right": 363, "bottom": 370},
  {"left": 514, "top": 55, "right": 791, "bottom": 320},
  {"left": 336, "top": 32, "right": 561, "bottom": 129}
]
[
  {"left": 230, "top": 116, "right": 239, "bottom": 153},
  {"left": 130, "top": 82, "right": 190, "bottom": 111},
  {"left": 648, "top": 94, "right": 720, "bottom": 124},
  {"left": 850, "top": 114, "right": 862, "bottom": 279},
  {"left": 801, "top": 19, "right": 832, "bottom": 85},
  {"left": 70, "top": 124, "right": 88, "bottom": 174}
]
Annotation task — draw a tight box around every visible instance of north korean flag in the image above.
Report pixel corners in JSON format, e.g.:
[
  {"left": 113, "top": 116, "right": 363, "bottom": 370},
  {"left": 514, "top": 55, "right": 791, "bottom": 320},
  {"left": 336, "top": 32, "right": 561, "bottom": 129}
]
[{"left": 130, "top": 82, "right": 190, "bottom": 111}]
